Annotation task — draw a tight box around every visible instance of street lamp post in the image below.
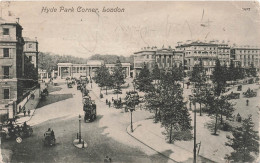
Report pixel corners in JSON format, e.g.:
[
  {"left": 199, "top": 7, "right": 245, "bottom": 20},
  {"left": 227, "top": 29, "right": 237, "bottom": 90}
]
[
  {"left": 130, "top": 107, "right": 134, "bottom": 132},
  {"left": 193, "top": 98, "right": 197, "bottom": 163},
  {"left": 79, "top": 114, "right": 81, "bottom": 144}
]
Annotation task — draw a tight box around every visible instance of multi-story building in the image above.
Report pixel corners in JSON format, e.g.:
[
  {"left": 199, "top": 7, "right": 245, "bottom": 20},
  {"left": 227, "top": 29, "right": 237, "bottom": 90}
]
[
  {"left": 0, "top": 18, "right": 38, "bottom": 109},
  {"left": 134, "top": 46, "right": 184, "bottom": 77},
  {"left": 231, "top": 46, "right": 260, "bottom": 71},
  {"left": 23, "top": 37, "right": 38, "bottom": 70},
  {"left": 175, "top": 41, "right": 233, "bottom": 77},
  {"left": 176, "top": 42, "right": 221, "bottom": 76}
]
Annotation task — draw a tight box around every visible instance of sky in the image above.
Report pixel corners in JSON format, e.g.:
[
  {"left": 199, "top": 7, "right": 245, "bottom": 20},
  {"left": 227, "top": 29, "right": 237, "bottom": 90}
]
[{"left": 1, "top": 1, "right": 260, "bottom": 58}]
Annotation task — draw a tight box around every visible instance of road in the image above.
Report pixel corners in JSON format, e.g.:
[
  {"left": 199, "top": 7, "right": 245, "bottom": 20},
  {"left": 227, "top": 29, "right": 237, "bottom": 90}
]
[{"left": 1, "top": 82, "right": 174, "bottom": 163}]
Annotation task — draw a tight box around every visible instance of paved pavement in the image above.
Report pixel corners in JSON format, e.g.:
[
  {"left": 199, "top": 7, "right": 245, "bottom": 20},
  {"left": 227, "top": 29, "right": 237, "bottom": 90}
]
[
  {"left": 126, "top": 120, "right": 215, "bottom": 163},
  {"left": 15, "top": 88, "right": 41, "bottom": 124}
]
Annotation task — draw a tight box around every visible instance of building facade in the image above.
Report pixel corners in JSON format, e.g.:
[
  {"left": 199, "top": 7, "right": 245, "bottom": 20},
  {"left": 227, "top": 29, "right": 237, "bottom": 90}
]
[
  {"left": 134, "top": 46, "right": 184, "bottom": 78},
  {"left": 57, "top": 60, "right": 131, "bottom": 79},
  {"left": 0, "top": 18, "right": 38, "bottom": 109},
  {"left": 231, "top": 46, "right": 260, "bottom": 71},
  {"left": 176, "top": 42, "right": 229, "bottom": 76}
]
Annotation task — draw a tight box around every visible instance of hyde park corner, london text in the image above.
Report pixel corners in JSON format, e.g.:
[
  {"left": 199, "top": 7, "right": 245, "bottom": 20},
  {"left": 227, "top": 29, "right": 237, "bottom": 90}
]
[{"left": 41, "top": 6, "right": 125, "bottom": 14}]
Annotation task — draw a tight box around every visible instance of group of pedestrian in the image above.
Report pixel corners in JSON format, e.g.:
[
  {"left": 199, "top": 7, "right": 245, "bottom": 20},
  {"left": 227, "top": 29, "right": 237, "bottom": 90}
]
[
  {"left": 106, "top": 99, "right": 111, "bottom": 108},
  {"left": 105, "top": 97, "right": 122, "bottom": 108},
  {"left": 23, "top": 106, "right": 31, "bottom": 117}
]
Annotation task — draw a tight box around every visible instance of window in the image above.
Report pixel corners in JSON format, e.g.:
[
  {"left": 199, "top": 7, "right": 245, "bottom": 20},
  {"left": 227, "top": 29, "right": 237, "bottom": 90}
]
[
  {"left": 3, "top": 28, "right": 9, "bottom": 35},
  {"left": 147, "top": 55, "right": 149, "bottom": 59},
  {"left": 28, "top": 44, "right": 32, "bottom": 48},
  {"left": 3, "top": 48, "right": 9, "bottom": 57},
  {"left": 29, "top": 56, "right": 32, "bottom": 61},
  {"left": 3, "top": 66, "right": 9, "bottom": 79},
  {"left": 4, "top": 88, "right": 10, "bottom": 99}
]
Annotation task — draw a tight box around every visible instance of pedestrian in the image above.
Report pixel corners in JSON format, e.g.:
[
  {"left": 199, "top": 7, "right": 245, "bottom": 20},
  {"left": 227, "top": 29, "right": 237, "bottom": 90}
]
[
  {"left": 106, "top": 99, "right": 108, "bottom": 105},
  {"left": 112, "top": 97, "right": 114, "bottom": 102},
  {"left": 246, "top": 99, "right": 249, "bottom": 106},
  {"left": 108, "top": 101, "right": 111, "bottom": 108},
  {"left": 28, "top": 109, "right": 31, "bottom": 116},
  {"left": 23, "top": 107, "right": 26, "bottom": 116},
  {"left": 119, "top": 97, "right": 121, "bottom": 103}
]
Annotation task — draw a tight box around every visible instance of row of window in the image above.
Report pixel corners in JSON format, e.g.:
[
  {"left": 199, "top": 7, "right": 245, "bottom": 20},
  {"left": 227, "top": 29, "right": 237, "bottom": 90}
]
[
  {"left": 239, "top": 55, "right": 259, "bottom": 59},
  {"left": 238, "top": 50, "right": 260, "bottom": 54}
]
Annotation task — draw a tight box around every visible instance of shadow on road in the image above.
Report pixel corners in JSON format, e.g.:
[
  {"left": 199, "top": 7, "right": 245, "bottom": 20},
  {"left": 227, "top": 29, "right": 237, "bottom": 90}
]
[
  {"left": 47, "top": 85, "right": 62, "bottom": 93},
  {"left": 37, "top": 94, "right": 73, "bottom": 108}
]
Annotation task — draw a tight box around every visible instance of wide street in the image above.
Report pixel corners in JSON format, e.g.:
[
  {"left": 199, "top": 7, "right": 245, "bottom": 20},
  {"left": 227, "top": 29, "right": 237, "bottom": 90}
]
[{"left": 1, "top": 80, "right": 173, "bottom": 163}]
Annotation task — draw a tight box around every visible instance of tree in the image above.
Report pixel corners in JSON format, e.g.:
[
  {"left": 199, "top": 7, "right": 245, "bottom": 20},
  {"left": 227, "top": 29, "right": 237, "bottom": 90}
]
[
  {"left": 249, "top": 63, "right": 257, "bottom": 77},
  {"left": 225, "top": 115, "right": 259, "bottom": 162},
  {"left": 189, "top": 61, "right": 207, "bottom": 116},
  {"left": 202, "top": 93, "right": 235, "bottom": 135},
  {"left": 212, "top": 59, "right": 227, "bottom": 96},
  {"left": 228, "top": 60, "right": 236, "bottom": 83},
  {"left": 151, "top": 63, "right": 161, "bottom": 88},
  {"left": 112, "top": 58, "right": 125, "bottom": 99},
  {"left": 160, "top": 71, "right": 192, "bottom": 143},
  {"left": 145, "top": 89, "right": 162, "bottom": 122},
  {"left": 135, "top": 63, "right": 154, "bottom": 92},
  {"left": 93, "top": 64, "right": 110, "bottom": 95}
]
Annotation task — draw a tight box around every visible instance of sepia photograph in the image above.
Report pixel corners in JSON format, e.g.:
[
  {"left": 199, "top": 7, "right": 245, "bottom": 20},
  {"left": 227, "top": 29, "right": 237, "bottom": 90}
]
[{"left": 0, "top": 1, "right": 260, "bottom": 163}]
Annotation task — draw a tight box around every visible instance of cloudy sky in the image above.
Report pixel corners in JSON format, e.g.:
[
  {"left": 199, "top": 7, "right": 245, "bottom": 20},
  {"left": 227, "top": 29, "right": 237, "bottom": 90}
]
[{"left": 1, "top": 1, "right": 260, "bottom": 58}]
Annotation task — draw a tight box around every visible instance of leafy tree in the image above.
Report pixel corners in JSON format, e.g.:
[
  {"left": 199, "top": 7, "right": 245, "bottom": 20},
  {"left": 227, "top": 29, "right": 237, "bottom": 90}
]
[
  {"left": 228, "top": 60, "right": 236, "bottom": 83},
  {"left": 236, "top": 63, "right": 245, "bottom": 80},
  {"left": 152, "top": 63, "right": 161, "bottom": 88},
  {"left": 112, "top": 58, "right": 125, "bottom": 99},
  {"left": 249, "top": 63, "right": 257, "bottom": 77},
  {"left": 189, "top": 61, "right": 207, "bottom": 116},
  {"left": 204, "top": 95, "right": 235, "bottom": 135},
  {"left": 225, "top": 115, "right": 259, "bottom": 162},
  {"left": 135, "top": 63, "right": 154, "bottom": 92},
  {"left": 212, "top": 59, "right": 227, "bottom": 96},
  {"left": 93, "top": 64, "right": 110, "bottom": 95},
  {"left": 160, "top": 71, "right": 192, "bottom": 143},
  {"left": 145, "top": 89, "right": 162, "bottom": 122}
]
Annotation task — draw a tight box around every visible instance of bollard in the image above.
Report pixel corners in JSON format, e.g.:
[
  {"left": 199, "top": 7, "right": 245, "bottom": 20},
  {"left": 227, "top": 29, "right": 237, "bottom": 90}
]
[
  {"left": 77, "top": 133, "right": 78, "bottom": 139},
  {"left": 82, "top": 141, "right": 84, "bottom": 148}
]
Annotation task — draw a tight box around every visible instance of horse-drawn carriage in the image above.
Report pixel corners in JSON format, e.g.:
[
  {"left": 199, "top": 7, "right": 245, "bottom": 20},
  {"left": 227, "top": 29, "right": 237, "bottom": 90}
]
[
  {"left": 67, "top": 82, "right": 73, "bottom": 88},
  {"left": 82, "top": 96, "right": 96, "bottom": 122},
  {"left": 243, "top": 88, "right": 257, "bottom": 98},
  {"left": 226, "top": 92, "right": 240, "bottom": 100},
  {"left": 43, "top": 129, "right": 56, "bottom": 146},
  {"left": 41, "top": 88, "right": 49, "bottom": 99},
  {"left": 0, "top": 122, "right": 33, "bottom": 140}
]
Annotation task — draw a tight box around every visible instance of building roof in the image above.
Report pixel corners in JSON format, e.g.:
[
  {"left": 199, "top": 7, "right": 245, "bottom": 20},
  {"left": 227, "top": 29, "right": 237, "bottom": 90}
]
[
  {"left": 176, "top": 41, "right": 218, "bottom": 48},
  {"left": 0, "top": 17, "right": 22, "bottom": 29}
]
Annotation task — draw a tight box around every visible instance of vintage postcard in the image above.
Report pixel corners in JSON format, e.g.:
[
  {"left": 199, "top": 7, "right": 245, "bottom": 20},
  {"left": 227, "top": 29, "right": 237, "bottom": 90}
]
[{"left": 0, "top": 1, "right": 260, "bottom": 163}]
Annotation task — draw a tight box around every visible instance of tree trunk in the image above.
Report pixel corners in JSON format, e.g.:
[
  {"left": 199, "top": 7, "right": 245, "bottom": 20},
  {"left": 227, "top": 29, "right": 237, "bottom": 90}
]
[
  {"left": 214, "top": 113, "right": 218, "bottom": 135},
  {"left": 220, "top": 113, "right": 223, "bottom": 124},
  {"left": 155, "top": 108, "right": 158, "bottom": 122},
  {"left": 169, "top": 124, "right": 173, "bottom": 144},
  {"left": 158, "top": 109, "right": 161, "bottom": 122},
  {"left": 199, "top": 102, "right": 202, "bottom": 116},
  {"left": 106, "top": 86, "right": 108, "bottom": 95}
]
